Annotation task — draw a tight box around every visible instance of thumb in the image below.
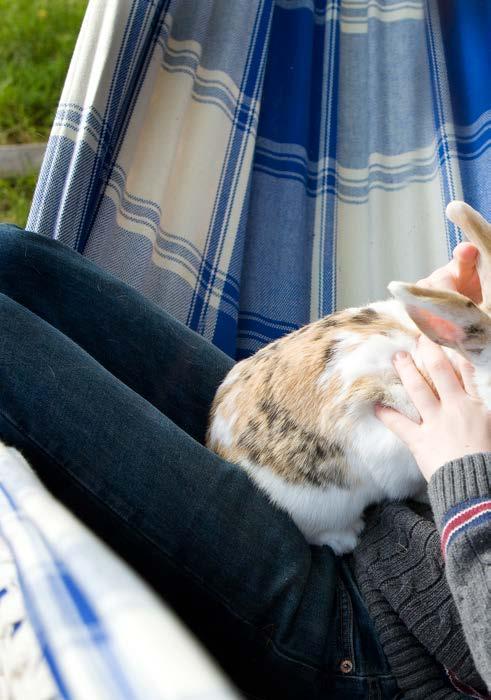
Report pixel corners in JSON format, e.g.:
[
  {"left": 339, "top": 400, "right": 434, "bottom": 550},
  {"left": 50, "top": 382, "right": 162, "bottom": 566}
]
[
  {"left": 452, "top": 241, "right": 478, "bottom": 266},
  {"left": 416, "top": 270, "right": 457, "bottom": 293},
  {"left": 374, "top": 404, "right": 419, "bottom": 446}
]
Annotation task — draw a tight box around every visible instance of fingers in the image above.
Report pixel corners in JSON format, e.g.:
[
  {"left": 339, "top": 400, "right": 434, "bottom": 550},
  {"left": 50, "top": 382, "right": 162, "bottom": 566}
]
[
  {"left": 455, "top": 354, "right": 479, "bottom": 398},
  {"left": 452, "top": 241, "right": 478, "bottom": 265},
  {"left": 452, "top": 242, "right": 482, "bottom": 304},
  {"left": 416, "top": 335, "right": 463, "bottom": 399},
  {"left": 416, "top": 257, "right": 457, "bottom": 291},
  {"left": 391, "top": 347, "right": 440, "bottom": 417},
  {"left": 420, "top": 246, "right": 476, "bottom": 291},
  {"left": 416, "top": 269, "right": 457, "bottom": 292},
  {"left": 453, "top": 242, "right": 479, "bottom": 288},
  {"left": 374, "top": 404, "right": 419, "bottom": 445},
  {"left": 416, "top": 242, "right": 482, "bottom": 304}
]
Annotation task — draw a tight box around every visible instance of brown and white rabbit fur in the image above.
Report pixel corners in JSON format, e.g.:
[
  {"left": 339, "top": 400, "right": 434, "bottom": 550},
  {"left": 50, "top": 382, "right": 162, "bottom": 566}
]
[{"left": 206, "top": 202, "right": 491, "bottom": 554}]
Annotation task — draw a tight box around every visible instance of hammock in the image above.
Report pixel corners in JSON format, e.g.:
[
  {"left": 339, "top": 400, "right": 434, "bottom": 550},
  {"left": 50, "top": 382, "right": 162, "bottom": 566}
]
[
  {"left": 2, "top": 0, "right": 488, "bottom": 696},
  {"left": 28, "top": 0, "right": 491, "bottom": 360}
]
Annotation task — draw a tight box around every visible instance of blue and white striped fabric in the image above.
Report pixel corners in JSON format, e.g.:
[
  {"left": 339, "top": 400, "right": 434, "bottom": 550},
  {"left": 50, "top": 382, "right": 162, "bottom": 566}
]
[
  {"left": 28, "top": 0, "right": 491, "bottom": 361},
  {"left": 0, "top": 445, "right": 238, "bottom": 700}
]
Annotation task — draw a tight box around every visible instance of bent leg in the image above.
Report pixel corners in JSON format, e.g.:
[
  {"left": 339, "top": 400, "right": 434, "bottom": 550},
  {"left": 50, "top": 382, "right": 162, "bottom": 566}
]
[
  {"left": 0, "top": 224, "right": 232, "bottom": 443},
  {"left": 0, "top": 292, "right": 341, "bottom": 699}
]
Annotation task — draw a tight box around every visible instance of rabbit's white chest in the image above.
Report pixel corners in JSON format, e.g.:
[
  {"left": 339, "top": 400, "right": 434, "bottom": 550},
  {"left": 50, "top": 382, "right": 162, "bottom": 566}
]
[
  {"left": 327, "top": 327, "right": 425, "bottom": 496},
  {"left": 345, "top": 414, "right": 423, "bottom": 499}
]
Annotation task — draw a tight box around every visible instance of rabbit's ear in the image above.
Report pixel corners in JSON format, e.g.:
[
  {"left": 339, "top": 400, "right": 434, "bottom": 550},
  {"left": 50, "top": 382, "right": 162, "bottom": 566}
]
[{"left": 388, "top": 282, "right": 491, "bottom": 356}]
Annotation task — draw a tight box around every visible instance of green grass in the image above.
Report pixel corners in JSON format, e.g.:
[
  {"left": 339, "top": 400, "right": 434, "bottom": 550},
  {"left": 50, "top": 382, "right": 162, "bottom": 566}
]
[
  {"left": 0, "top": 0, "right": 89, "bottom": 145},
  {"left": 0, "top": 0, "right": 88, "bottom": 225},
  {"left": 0, "top": 173, "right": 38, "bottom": 227}
]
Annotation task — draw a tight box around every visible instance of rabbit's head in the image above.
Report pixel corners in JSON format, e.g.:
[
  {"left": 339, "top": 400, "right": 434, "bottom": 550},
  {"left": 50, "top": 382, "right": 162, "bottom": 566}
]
[{"left": 389, "top": 202, "right": 491, "bottom": 403}]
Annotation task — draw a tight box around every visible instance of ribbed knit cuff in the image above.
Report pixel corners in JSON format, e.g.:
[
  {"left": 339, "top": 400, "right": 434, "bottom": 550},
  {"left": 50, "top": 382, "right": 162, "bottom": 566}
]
[{"left": 428, "top": 452, "right": 491, "bottom": 532}]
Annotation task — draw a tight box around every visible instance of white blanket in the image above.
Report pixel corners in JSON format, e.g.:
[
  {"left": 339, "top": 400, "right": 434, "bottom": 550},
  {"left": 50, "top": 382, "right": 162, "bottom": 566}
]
[{"left": 0, "top": 444, "right": 238, "bottom": 700}]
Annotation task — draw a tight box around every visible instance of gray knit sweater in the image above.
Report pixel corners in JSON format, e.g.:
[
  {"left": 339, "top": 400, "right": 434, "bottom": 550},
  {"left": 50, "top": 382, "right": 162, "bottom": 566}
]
[{"left": 351, "top": 453, "right": 491, "bottom": 699}]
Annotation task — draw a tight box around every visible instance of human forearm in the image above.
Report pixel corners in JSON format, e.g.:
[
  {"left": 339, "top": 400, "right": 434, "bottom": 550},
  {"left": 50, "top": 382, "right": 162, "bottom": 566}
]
[{"left": 428, "top": 454, "right": 491, "bottom": 692}]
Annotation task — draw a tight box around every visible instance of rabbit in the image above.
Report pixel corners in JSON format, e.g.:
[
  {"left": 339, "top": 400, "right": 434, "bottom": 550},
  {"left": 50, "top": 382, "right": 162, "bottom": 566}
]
[{"left": 206, "top": 201, "right": 491, "bottom": 554}]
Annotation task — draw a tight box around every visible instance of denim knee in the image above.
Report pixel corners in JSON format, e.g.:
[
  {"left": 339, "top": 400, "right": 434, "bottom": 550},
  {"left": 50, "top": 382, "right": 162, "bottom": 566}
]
[
  {"left": 0, "top": 223, "right": 30, "bottom": 260},
  {"left": 0, "top": 224, "right": 25, "bottom": 234},
  {"left": 0, "top": 223, "right": 70, "bottom": 273}
]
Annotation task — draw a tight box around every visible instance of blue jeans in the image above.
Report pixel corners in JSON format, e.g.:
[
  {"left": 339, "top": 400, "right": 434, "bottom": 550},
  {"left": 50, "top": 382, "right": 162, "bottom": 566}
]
[{"left": 0, "top": 224, "right": 399, "bottom": 699}]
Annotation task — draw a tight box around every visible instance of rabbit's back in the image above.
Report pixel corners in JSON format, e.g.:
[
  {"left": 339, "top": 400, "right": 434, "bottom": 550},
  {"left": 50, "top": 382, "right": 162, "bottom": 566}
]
[{"left": 208, "top": 300, "right": 424, "bottom": 481}]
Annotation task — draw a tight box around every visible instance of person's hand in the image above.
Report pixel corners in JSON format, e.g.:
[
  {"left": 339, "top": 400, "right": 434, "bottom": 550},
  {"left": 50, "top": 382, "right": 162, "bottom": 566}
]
[
  {"left": 374, "top": 335, "right": 491, "bottom": 481},
  {"left": 416, "top": 241, "right": 482, "bottom": 303}
]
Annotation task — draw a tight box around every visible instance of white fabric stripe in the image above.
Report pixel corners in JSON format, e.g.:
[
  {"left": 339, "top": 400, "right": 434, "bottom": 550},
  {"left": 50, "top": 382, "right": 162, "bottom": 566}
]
[
  {"left": 340, "top": 0, "right": 423, "bottom": 33},
  {"left": 58, "top": 0, "right": 135, "bottom": 120},
  {"left": 275, "top": 0, "right": 422, "bottom": 18},
  {"left": 342, "top": 5, "right": 423, "bottom": 21},
  {"left": 335, "top": 178, "right": 449, "bottom": 310},
  {"left": 254, "top": 162, "right": 442, "bottom": 201},
  {"left": 342, "top": 0, "right": 423, "bottom": 8},
  {"left": 452, "top": 108, "right": 491, "bottom": 139},
  {"left": 157, "top": 36, "right": 250, "bottom": 109},
  {"left": 256, "top": 158, "right": 441, "bottom": 186},
  {"left": 256, "top": 117, "right": 491, "bottom": 181}
]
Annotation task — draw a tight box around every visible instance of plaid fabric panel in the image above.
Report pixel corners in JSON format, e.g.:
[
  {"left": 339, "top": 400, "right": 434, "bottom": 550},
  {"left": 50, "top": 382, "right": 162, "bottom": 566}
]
[{"left": 28, "top": 0, "right": 491, "bottom": 359}]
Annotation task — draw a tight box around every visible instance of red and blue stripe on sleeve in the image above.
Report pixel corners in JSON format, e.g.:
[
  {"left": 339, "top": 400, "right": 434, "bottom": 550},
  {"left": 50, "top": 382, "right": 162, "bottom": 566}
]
[{"left": 440, "top": 496, "right": 491, "bottom": 559}]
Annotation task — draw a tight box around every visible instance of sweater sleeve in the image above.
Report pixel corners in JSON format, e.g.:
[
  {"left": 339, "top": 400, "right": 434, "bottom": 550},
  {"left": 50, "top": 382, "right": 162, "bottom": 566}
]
[{"left": 428, "top": 453, "right": 491, "bottom": 693}]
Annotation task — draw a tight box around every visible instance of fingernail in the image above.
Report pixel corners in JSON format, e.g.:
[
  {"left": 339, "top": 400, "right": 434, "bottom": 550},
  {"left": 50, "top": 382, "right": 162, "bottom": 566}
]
[{"left": 394, "top": 351, "right": 408, "bottom": 362}]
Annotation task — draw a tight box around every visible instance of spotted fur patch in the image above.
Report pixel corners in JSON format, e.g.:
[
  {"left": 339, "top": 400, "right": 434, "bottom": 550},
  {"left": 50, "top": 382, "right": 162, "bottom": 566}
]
[{"left": 350, "top": 308, "right": 378, "bottom": 325}]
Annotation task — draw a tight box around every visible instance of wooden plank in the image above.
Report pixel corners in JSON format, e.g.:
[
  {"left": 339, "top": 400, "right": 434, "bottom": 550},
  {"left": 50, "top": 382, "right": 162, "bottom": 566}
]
[{"left": 0, "top": 143, "right": 46, "bottom": 178}]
